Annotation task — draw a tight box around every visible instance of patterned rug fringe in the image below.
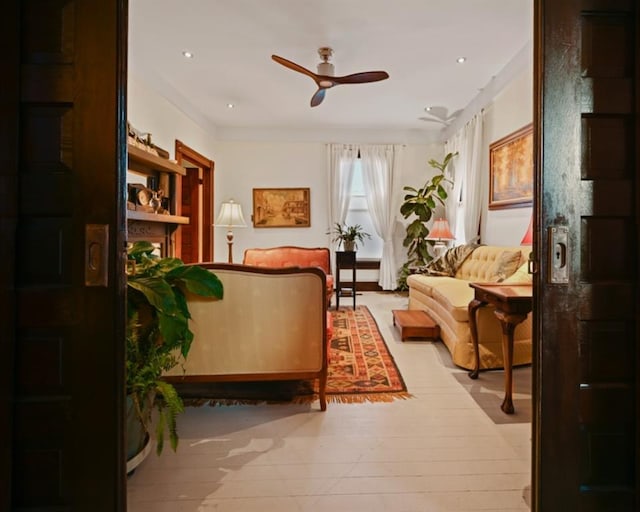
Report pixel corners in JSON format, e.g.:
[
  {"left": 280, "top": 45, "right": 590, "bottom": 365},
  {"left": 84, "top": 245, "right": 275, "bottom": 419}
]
[{"left": 184, "top": 392, "right": 414, "bottom": 408}]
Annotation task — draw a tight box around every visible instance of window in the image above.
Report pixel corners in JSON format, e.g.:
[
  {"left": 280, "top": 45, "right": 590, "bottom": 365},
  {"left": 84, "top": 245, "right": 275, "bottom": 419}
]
[{"left": 344, "top": 159, "right": 383, "bottom": 259}]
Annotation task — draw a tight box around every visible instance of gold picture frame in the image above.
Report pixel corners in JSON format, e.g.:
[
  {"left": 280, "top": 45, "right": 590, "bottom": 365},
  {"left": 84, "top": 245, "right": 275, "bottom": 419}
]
[
  {"left": 489, "top": 123, "right": 533, "bottom": 210},
  {"left": 252, "top": 187, "right": 311, "bottom": 228}
]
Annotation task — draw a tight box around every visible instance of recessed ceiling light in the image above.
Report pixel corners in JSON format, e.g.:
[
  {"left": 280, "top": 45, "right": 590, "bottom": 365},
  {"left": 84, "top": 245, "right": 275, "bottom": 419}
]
[
  {"left": 227, "top": 103, "right": 235, "bottom": 109},
  {"left": 456, "top": 56, "right": 466, "bottom": 64},
  {"left": 424, "top": 106, "right": 432, "bottom": 112},
  {"left": 182, "top": 51, "right": 194, "bottom": 59}
]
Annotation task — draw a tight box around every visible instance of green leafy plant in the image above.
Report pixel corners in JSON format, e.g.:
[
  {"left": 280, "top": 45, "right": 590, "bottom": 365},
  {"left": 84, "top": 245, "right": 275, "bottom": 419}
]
[
  {"left": 126, "top": 241, "right": 223, "bottom": 455},
  {"left": 397, "top": 152, "right": 457, "bottom": 289},
  {"left": 330, "top": 223, "right": 372, "bottom": 251}
]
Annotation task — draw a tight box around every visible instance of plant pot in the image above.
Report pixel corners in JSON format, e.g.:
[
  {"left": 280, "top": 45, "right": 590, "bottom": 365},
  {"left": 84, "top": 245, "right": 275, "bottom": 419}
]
[
  {"left": 343, "top": 240, "right": 356, "bottom": 252},
  {"left": 126, "top": 394, "right": 153, "bottom": 474}
]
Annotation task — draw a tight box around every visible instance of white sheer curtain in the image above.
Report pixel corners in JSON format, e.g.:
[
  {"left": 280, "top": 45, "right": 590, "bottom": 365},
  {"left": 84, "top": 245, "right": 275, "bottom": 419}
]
[
  {"left": 444, "top": 112, "right": 484, "bottom": 244},
  {"left": 327, "top": 144, "right": 358, "bottom": 265},
  {"left": 359, "top": 145, "right": 402, "bottom": 290},
  {"left": 444, "top": 131, "right": 464, "bottom": 242},
  {"left": 327, "top": 144, "right": 358, "bottom": 230}
]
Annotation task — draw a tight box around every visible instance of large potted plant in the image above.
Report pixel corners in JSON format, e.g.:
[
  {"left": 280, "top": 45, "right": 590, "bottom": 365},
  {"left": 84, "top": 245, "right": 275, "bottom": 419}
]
[
  {"left": 126, "top": 241, "right": 223, "bottom": 470},
  {"left": 397, "top": 152, "right": 457, "bottom": 289},
  {"left": 330, "top": 223, "right": 371, "bottom": 251}
]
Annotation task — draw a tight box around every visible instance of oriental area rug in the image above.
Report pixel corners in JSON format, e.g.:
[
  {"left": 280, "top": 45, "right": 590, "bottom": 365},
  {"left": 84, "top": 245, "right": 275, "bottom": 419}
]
[{"left": 182, "top": 305, "right": 411, "bottom": 407}]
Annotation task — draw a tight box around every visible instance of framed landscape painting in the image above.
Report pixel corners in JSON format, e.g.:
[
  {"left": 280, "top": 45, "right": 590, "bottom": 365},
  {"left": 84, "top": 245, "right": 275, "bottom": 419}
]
[
  {"left": 488, "top": 123, "right": 533, "bottom": 210},
  {"left": 252, "top": 187, "right": 311, "bottom": 227}
]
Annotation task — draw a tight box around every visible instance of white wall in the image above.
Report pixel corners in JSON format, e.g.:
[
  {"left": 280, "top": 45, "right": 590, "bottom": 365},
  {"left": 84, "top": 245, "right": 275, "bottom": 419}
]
[
  {"left": 480, "top": 67, "right": 533, "bottom": 245},
  {"left": 127, "top": 74, "right": 217, "bottom": 161},
  {"left": 214, "top": 141, "right": 444, "bottom": 265},
  {"left": 213, "top": 142, "right": 326, "bottom": 261}
]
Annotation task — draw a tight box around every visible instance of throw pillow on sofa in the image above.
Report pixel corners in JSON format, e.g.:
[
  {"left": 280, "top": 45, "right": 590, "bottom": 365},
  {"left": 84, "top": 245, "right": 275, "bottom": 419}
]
[
  {"left": 487, "top": 250, "right": 522, "bottom": 282},
  {"left": 502, "top": 262, "right": 533, "bottom": 284}
]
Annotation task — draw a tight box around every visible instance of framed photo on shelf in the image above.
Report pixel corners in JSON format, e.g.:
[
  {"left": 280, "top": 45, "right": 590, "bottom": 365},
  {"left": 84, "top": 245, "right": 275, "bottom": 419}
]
[
  {"left": 252, "top": 187, "right": 311, "bottom": 228},
  {"left": 489, "top": 123, "right": 533, "bottom": 210}
]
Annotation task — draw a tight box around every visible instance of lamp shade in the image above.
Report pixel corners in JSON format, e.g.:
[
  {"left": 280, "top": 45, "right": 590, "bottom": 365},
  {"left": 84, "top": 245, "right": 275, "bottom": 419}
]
[
  {"left": 427, "top": 218, "right": 455, "bottom": 241},
  {"left": 215, "top": 199, "right": 246, "bottom": 228},
  {"left": 520, "top": 215, "right": 533, "bottom": 245}
]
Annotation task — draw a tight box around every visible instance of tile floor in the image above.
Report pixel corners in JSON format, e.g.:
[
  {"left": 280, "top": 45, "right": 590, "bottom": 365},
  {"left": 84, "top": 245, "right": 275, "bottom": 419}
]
[{"left": 127, "top": 291, "right": 532, "bottom": 511}]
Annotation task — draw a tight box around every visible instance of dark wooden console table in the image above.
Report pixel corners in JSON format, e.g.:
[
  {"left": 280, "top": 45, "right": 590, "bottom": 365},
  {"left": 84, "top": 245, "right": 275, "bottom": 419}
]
[
  {"left": 467, "top": 283, "right": 533, "bottom": 414},
  {"left": 335, "top": 251, "right": 356, "bottom": 309}
]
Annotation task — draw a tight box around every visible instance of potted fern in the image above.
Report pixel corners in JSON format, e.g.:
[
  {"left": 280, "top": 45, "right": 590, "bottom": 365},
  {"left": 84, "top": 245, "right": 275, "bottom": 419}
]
[
  {"left": 330, "top": 223, "right": 371, "bottom": 251},
  {"left": 126, "top": 241, "right": 223, "bottom": 471}
]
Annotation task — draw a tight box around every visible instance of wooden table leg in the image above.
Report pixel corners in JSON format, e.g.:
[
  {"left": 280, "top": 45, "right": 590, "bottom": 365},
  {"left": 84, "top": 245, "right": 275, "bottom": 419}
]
[
  {"left": 494, "top": 310, "right": 527, "bottom": 414},
  {"left": 468, "top": 298, "right": 486, "bottom": 379}
]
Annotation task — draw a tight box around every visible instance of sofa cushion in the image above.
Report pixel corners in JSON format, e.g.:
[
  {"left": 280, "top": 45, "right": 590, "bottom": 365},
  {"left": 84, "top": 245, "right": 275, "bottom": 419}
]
[
  {"left": 486, "top": 250, "right": 522, "bottom": 282},
  {"left": 406, "top": 274, "right": 473, "bottom": 322},
  {"left": 502, "top": 261, "right": 533, "bottom": 284},
  {"left": 454, "top": 245, "right": 526, "bottom": 281}
]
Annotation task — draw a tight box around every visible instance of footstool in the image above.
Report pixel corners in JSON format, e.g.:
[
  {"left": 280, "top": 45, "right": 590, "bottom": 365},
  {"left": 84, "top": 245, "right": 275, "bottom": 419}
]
[{"left": 392, "top": 309, "right": 440, "bottom": 341}]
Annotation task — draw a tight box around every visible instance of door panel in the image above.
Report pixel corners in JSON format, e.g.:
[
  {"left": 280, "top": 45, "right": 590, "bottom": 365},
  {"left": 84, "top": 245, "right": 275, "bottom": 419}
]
[
  {"left": 535, "top": 1, "right": 638, "bottom": 510},
  {"left": 175, "top": 140, "right": 214, "bottom": 263},
  {"left": 4, "top": 0, "right": 127, "bottom": 508}
]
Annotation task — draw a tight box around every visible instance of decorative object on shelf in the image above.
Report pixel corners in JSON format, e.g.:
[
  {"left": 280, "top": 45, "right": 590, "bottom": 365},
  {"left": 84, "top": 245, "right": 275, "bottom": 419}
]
[
  {"left": 397, "top": 151, "right": 457, "bottom": 290},
  {"left": 126, "top": 241, "right": 223, "bottom": 471},
  {"left": 330, "top": 223, "right": 371, "bottom": 252},
  {"left": 215, "top": 199, "right": 247, "bottom": 263},
  {"left": 127, "top": 121, "right": 170, "bottom": 159},
  {"left": 252, "top": 187, "right": 311, "bottom": 227},
  {"left": 148, "top": 189, "right": 166, "bottom": 214},
  {"left": 489, "top": 123, "right": 533, "bottom": 210},
  {"left": 426, "top": 218, "right": 455, "bottom": 259}
]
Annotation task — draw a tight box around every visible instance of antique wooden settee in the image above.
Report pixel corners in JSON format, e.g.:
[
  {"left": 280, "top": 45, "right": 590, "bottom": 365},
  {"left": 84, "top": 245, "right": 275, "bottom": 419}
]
[{"left": 163, "top": 263, "right": 331, "bottom": 410}]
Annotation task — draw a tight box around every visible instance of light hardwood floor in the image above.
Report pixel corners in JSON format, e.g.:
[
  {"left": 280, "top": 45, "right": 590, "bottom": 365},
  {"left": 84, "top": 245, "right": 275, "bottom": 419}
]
[{"left": 127, "top": 291, "right": 532, "bottom": 511}]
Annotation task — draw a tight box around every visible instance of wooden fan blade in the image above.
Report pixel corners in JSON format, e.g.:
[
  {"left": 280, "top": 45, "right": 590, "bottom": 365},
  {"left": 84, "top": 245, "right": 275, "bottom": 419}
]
[
  {"left": 310, "top": 88, "right": 326, "bottom": 107},
  {"left": 334, "top": 71, "right": 389, "bottom": 85},
  {"left": 272, "top": 54, "right": 319, "bottom": 81}
]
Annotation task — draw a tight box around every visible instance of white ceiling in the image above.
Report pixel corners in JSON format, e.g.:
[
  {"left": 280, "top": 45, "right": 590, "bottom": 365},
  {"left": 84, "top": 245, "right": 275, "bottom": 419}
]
[{"left": 128, "top": 0, "right": 532, "bottom": 139}]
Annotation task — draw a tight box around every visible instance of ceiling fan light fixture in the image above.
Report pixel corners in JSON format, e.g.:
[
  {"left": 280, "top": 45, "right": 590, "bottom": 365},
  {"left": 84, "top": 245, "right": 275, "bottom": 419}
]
[{"left": 317, "top": 61, "right": 334, "bottom": 76}]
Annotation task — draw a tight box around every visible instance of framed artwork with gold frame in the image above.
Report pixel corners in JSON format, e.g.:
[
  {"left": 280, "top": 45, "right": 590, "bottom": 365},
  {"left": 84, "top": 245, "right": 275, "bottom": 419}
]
[
  {"left": 252, "top": 187, "right": 311, "bottom": 228},
  {"left": 489, "top": 123, "right": 533, "bottom": 210}
]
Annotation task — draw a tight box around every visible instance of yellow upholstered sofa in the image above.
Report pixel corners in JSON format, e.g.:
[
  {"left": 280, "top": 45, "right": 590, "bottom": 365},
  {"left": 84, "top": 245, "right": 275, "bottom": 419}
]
[
  {"left": 406, "top": 245, "right": 532, "bottom": 370},
  {"left": 243, "top": 246, "right": 334, "bottom": 306},
  {"left": 163, "top": 263, "right": 331, "bottom": 410}
]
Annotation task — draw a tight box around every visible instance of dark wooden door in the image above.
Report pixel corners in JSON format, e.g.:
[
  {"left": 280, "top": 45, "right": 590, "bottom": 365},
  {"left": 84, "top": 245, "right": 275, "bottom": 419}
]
[
  {"left": 179, "top": 167, "right": 199, "bottom": 262},
  {"left": 534, "top": 1, "right": 638, "bottom": 510},
  {"left": 175, "top": 140, "right": 214, "bottom": 263},
  {"left": 2, "top": 0, "right": 127, "bottom": 509}
]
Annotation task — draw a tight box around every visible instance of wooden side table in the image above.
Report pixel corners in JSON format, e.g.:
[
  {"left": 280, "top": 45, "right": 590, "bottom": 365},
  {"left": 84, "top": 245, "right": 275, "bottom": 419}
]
[
  {"left": 335, "top": 251, "right": 356, "bottom": 309},
  {"left": 467, "top": 283, "right": 533, "bottom": 414}
]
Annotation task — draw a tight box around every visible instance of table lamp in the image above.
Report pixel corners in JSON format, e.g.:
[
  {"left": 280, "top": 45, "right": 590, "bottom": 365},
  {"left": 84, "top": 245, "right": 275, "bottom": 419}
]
[
  {"left": 215, "top": 199, "right": 246, "bottom": 263},
  {"left": 427, "top": 218, "right": 455, "bottom": 259},
  {"left": 520, "top": 215, "right": 533, "bottom": 245}
]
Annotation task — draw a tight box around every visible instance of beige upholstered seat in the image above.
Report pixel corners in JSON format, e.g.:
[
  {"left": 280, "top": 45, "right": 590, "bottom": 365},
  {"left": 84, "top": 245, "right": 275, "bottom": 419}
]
[{"left": 407, "top": 245, "right": 532, "bottom": 370}]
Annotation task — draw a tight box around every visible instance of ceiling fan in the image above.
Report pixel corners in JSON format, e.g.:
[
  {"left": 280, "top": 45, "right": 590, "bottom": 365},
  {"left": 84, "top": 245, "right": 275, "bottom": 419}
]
[{"left": 272, "top": 47, "right": 389, "bottom": 107}]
